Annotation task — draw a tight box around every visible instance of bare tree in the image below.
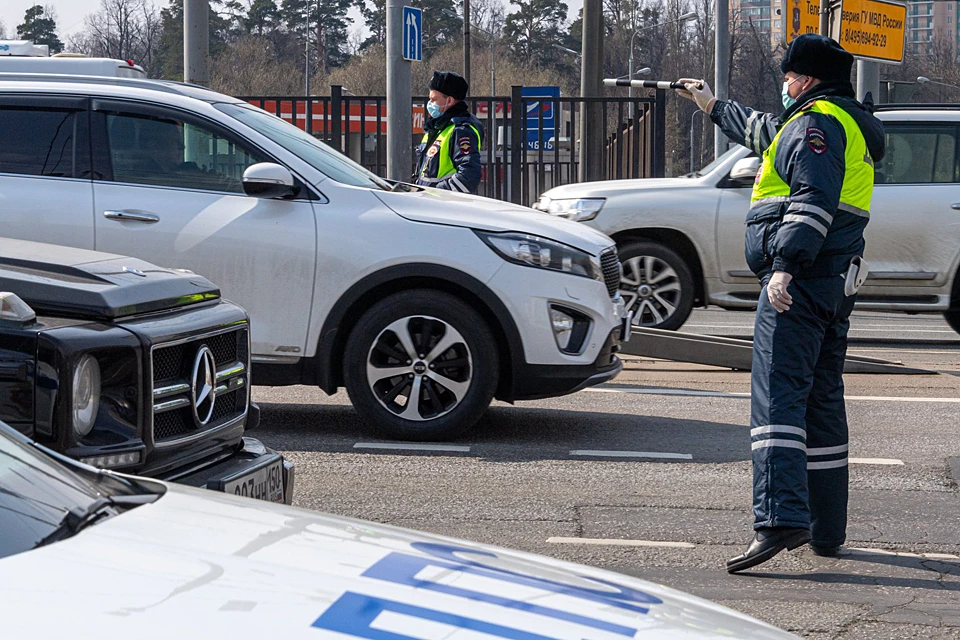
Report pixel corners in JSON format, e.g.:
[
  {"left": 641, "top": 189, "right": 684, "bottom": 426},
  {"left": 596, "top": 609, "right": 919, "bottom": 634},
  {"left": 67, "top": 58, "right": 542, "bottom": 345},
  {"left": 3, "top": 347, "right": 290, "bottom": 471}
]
[
  {"left": 211, "top": 35, "right": 302, "bottom": 94},
  {"left": 69, "top": 0, "right": 162, "bottom": 75}
]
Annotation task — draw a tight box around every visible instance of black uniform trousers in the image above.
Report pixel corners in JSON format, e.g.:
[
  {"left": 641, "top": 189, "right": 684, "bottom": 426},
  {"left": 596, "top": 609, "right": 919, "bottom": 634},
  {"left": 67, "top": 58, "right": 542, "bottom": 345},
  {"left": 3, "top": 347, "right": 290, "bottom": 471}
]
[{"left": 750, "top": 274, "right": 855, "bottom": 547}]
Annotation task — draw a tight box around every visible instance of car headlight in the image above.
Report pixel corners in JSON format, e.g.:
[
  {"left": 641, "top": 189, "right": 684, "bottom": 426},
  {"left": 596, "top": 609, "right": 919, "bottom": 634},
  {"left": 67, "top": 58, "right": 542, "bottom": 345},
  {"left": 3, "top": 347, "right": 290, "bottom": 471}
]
[
  {"left": 476, "top": 231, "right": 602, "bottom": 281},
  {"left": 533, "top": 197, "right": 605, "bottom": 221},
  {"left": 72, "top": 355, "right": 101, "bottom": 438}
]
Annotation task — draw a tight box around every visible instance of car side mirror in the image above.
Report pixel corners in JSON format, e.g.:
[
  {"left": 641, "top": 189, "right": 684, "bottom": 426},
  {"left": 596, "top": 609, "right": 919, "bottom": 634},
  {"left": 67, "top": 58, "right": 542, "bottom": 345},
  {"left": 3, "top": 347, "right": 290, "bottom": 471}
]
[
  {"left": 729, "top": 157, "right": 761, "bottom": 187},
  {"left": 243, "top": 162, "right": 297, "bottom": 199}
]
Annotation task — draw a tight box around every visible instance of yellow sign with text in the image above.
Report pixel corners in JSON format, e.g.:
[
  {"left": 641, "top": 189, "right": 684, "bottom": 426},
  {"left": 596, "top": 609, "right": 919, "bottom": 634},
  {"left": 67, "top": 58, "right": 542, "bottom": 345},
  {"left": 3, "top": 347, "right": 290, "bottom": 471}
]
[
  {"left": 784, "top": 0, "right": 821, "bottom": 43},
  {"left": 835, "top": 0, "right": 906, "bottom": 63}
]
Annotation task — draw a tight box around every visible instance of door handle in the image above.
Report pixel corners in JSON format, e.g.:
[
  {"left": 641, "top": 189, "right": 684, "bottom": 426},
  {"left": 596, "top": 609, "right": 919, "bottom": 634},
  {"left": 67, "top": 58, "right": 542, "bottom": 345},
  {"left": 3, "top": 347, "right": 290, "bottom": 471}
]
[
  {"left": 103, "top": 210, "right": 160, "bottom": 223},
  {"left": 952, "top": 203, "right": 960, "bottom": 211}
]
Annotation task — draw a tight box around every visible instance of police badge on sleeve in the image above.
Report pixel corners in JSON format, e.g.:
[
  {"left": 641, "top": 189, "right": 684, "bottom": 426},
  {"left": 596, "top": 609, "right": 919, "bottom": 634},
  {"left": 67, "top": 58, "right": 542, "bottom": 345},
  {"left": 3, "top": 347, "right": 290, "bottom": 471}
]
[{"left": 806, "top": 127, "right": 827, "bottom": 154}]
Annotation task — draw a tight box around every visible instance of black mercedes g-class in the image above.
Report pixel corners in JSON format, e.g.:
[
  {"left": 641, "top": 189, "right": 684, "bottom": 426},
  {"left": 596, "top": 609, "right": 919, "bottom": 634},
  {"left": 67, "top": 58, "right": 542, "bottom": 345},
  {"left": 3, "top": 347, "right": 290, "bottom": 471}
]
[{"left": 0, "top": 238, "right": 293, "bottom": 503}]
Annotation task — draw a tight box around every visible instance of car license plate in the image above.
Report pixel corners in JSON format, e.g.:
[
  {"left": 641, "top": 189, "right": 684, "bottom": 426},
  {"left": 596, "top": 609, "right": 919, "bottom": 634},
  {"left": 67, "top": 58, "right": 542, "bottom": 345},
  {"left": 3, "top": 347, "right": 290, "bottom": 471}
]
[{"left": 223, "top": 459, "right": 284, "bottom": 503}]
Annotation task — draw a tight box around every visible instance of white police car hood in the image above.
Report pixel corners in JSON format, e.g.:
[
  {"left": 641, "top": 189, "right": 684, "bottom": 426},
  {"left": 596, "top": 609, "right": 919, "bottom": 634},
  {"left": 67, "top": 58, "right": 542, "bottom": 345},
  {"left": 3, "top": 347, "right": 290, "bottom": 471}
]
[
  {"left": 375, "top": 189, "right": 616, "bottom": 257},
  {"left": 0, "top": 484, "right": 797, "bottom": 639}
]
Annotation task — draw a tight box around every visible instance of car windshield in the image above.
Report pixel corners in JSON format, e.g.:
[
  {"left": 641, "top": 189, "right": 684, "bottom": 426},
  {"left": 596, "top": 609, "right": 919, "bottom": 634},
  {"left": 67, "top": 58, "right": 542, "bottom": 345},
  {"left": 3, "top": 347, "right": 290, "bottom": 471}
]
[
  {"left": 0, "top": 425, "right": 107, "bottom": 559},
  {"left": 683, "top": 146, "right": 743, "bottom": 178},
  {"left": 217, "top": 102, "right": 394, "bottom": 191}
]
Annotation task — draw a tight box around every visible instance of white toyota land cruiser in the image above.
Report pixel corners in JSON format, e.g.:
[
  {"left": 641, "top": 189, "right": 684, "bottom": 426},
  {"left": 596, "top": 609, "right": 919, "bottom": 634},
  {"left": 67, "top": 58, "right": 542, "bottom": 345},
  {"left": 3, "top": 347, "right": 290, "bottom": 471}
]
[
  {"left": 536, "top": 105, "right": 960, "bottom": 333},
  {"left": 0, "top": 73, "right": 627, "bottom": 440}
]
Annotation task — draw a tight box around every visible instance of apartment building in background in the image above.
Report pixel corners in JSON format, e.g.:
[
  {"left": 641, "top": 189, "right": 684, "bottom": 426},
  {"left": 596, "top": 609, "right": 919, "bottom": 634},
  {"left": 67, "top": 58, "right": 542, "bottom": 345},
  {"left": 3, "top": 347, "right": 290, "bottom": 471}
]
[{"left": 906, "top": 1, "right": 959, "bottom": 56}]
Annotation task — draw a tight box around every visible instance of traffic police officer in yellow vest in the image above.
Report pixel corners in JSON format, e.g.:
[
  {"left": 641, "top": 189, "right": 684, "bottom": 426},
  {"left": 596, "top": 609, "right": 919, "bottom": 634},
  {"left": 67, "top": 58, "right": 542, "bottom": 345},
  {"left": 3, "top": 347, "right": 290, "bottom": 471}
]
[
  {"left": 415, "top": 71, "right": 484, "bottom": 194},
  {"left": 677, "top": 34, "right": 885, "bottom": 572}
]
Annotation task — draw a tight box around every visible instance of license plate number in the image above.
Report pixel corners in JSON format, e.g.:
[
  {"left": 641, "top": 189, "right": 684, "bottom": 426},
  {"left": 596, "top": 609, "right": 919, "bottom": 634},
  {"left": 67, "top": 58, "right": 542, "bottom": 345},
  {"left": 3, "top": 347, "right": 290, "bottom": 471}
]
[{"left": 223, "top": 460, "right": 284, "bottom": 503}]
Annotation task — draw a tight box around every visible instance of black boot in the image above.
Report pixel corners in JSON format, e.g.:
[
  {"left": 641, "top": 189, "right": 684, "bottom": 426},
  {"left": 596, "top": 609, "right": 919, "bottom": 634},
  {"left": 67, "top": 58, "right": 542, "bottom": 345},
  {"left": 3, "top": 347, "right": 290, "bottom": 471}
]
[
  {"left": 810, "top": 544, "right": 841, "bottom": 557},
  {"left": 726, "top": 527, "right": 811, "bottom": 573}
]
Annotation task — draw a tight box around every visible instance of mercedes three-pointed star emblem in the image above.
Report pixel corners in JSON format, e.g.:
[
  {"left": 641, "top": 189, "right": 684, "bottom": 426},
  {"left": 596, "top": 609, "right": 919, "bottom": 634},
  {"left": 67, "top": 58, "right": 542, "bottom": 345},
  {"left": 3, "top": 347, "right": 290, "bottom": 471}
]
[{"left": 191, "top": 345, "right": 217, "bottom": 426}]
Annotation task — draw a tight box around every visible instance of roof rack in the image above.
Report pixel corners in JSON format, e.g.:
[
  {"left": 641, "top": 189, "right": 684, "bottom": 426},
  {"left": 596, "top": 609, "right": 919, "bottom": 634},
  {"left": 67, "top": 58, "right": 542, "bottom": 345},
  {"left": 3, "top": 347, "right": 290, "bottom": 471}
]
[{"left": 873, "top": 103, "right": 960, "bottom": 111}]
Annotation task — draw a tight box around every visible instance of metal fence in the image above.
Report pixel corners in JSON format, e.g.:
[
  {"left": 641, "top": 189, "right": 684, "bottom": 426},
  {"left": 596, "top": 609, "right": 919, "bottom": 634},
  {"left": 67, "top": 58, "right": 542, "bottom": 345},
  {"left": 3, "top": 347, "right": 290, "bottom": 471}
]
[{"left": 241, "top": 85, "right": 666, "bottom": 206}]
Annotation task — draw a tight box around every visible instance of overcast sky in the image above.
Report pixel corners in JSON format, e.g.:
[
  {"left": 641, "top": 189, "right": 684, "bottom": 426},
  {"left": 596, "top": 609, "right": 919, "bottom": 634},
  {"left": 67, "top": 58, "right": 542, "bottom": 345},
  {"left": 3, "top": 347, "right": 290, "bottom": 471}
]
[{"left": 2, "top": 0, "right": 585, "bottom": 46}]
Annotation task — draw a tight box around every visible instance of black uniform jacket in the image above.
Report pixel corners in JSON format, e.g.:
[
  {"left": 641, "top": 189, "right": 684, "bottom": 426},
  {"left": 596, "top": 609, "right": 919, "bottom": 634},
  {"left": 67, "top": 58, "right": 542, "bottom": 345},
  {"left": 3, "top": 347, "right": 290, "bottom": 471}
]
[
  {"left": 415, "top": 101, "right": 484, "bottom": 194},
  {"left": 711, "top": 83, "right": 886, "bottom": 280}
]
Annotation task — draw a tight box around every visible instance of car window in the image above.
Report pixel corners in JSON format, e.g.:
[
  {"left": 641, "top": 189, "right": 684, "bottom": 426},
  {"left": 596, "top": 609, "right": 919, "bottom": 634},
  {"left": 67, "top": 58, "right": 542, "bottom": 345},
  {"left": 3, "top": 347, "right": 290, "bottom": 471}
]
[
  {"left": 216, "top": 102, "right": 392, "bottom": 191},
  {"left": 0, "top": 428, "right": 102, "bottom": 560},
  {"left": 104, "top": 112, "right": 265, "bottom": 193},
  {"left": 875, "top": 125, "right": 959, "bottom": 184},
  {"left": 0, "top": 106, "right": 89, "bottom": 178}
]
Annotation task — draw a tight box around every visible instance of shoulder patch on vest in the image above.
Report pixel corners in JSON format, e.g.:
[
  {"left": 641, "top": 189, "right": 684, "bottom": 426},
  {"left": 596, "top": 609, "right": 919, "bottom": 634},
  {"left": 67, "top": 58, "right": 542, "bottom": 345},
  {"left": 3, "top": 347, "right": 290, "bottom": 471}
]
[
  {"left": 457, "top": 136, "right": 473, "bottom": 154},
  {"left": 806, "top": 127, "right": 827, "bottom": 154}
]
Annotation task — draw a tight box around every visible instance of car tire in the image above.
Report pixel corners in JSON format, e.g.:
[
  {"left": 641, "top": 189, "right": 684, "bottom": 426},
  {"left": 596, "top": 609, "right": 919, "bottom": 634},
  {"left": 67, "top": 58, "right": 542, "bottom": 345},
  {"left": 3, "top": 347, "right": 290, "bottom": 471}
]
[
  {"left": 943, "top": 310, "right": 960, "bottom": 335},
  {"left": 618, "top": 241, "right": 695, "bottom": 331},
  {"left": 343, "top": 289, "right": 499, "bottom": 441}
]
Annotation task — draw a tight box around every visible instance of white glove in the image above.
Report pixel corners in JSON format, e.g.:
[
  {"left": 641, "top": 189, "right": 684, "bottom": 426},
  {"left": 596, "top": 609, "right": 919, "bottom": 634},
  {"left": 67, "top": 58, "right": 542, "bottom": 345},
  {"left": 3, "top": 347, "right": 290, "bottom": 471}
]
[
  {"left": 675, "top": 78, "right": 716, "bottom": 113},
  {"left": 766, "top": 271, "right": 793, "bottom": 313}
]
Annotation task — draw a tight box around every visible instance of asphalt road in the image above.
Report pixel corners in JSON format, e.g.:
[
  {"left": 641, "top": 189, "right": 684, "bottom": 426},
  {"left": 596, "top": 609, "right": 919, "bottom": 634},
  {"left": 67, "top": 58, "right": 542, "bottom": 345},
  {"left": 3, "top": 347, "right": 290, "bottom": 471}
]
[{"left": 252, "top": 309, "right": 960, "bottom": 639}]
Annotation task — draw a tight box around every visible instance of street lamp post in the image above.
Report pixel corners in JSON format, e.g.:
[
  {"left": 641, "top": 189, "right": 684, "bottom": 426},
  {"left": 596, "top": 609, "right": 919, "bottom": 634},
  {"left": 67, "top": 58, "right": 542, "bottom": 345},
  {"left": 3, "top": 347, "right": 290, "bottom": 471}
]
[
  {"left": 552, "top": 43, "right": 581, "bottom": 61},
  {"left": 917, "top": 76, "right": 960, "bottom": 100},
  {"left": 304, "top": 3, "right": 310, "bottom": 96},
  {"left": 628, "top": 11, "right": 697, "bottom": 97},
  {"left": 690, "top": 109, "right": 706, "bottom": 172},
  {"left": 627, "top": 11, "right": 696, "bottom": 113},
  {"left": 445, "top": 10, "right": 496, "bottom": 95}
]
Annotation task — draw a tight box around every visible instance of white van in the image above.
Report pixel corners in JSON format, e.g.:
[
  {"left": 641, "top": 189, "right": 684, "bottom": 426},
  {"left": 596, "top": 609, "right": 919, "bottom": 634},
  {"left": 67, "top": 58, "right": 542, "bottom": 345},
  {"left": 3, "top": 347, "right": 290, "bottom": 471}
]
[
  {"left": 0, "top": 42, "right": 145, "bottom": 78},
  {"left": 0, "top": 74, "right": 628, "bottom": 440}
]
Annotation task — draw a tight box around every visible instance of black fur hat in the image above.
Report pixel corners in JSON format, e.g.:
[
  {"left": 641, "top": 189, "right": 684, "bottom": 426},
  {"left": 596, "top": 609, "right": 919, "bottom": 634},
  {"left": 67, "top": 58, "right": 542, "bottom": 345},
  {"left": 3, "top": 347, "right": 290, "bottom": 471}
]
[
  {"left": 428, "top": 70, "right": 469, "bottom": 100},
  {"left": 780, "top": 34, "right": 854, "bottom": 82}
]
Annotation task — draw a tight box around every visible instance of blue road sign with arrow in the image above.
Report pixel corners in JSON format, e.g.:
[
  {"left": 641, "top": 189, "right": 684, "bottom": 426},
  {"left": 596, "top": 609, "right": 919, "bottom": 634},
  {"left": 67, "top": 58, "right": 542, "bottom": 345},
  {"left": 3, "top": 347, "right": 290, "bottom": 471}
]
[{"left": 403, "top": 7, "right": 423, "bottom": 62}]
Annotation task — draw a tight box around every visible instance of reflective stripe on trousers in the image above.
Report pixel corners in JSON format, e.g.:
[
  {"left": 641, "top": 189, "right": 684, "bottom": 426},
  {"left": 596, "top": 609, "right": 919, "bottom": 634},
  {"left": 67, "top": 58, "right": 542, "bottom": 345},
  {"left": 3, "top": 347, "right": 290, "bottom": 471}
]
[{"left": 751, "top": 274, "right": 854, "bottom": 547}]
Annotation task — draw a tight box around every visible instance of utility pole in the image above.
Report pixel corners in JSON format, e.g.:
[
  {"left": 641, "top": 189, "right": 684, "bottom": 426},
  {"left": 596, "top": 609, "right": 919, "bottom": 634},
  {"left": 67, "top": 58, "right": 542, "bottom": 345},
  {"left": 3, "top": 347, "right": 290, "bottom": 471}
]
[
  {"left": 183, "top": 0, "right": 209, "bottom": 86},
  {"left": 714, "top": 0, "right": 729, "bottom": 159},
  {"left": 579, "top": 0, "right": 604, "bottom": 182},
  {"left": 304, "top": 3, "right": 311, "bottom": 96},
  {"left": 386, "top": 0, "right": 412, "bottom": 181},
  {"left": 857, "top": 60, "right": 880, "bottom": 103},
  {"left": 463, "top": 0, "right": 471, "bottom": 86}
]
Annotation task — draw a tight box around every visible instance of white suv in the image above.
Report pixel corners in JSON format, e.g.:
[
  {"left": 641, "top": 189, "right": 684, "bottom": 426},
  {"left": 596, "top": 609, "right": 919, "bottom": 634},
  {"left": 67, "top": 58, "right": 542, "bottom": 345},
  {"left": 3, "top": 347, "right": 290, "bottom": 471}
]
[
  {"left": 0, "top": 74, "right": 627, "bottom": 440},
  {"left": 536, "top": 106, "right": 960, "bottom": 333}
]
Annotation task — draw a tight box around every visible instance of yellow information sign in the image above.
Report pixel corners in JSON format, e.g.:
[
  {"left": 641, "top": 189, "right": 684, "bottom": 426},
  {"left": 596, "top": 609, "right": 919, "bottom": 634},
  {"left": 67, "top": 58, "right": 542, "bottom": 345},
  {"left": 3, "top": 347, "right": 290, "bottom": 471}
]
[
  {"left": 835, "top": 0, "right": 906, "bottom": 63},
  {"left": 784, "top": 0, "right": 821, "bottom": 43}
]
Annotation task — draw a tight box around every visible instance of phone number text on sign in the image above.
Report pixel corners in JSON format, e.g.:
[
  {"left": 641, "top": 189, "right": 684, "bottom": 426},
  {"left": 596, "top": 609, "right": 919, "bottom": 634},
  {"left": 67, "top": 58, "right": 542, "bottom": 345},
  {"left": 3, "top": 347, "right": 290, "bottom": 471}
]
[{"left": 835, "top": 0, "right": 906, "bottom": 64}]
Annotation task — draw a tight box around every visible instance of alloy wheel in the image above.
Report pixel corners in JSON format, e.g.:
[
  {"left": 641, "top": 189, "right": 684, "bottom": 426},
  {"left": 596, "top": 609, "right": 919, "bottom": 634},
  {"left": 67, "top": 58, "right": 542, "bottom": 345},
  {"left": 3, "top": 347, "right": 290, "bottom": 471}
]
[
  {"left": 619, "top": 255, "right": 683, "bottom": 327},
  {"left": 365, "top": 315, "right": 473, "bottom": 421}
]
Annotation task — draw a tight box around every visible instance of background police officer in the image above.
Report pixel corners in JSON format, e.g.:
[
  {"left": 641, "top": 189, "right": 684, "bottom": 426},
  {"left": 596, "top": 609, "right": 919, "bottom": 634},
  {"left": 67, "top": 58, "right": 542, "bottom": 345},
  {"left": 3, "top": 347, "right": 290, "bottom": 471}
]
[
  {"left": 415, "top": 70, "right": 484, "bottom": 194},
  {"left": 677, "top": 34, "right": 886, "bottom": 572}
]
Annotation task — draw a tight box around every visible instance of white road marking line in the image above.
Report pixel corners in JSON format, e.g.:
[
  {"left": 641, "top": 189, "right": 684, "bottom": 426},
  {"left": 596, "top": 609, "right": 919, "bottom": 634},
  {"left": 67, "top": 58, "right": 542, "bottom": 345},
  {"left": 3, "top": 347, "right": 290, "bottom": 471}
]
[
  {"left": 850, "top": 548, "right": 960, "bottom": 560},
  {"left": 848, "top": 349, "right": 960, "bottom": 355},
  {"left": 684, "top": 323, "right": 954, "bottom": 331},
  {"left": 354, "top": 442, "right": 471, "bottom": 453},
  {"left": 547, "top": 537, "right": 696, "bottom": 549},
  {"left": 849, "top": 457, "right": 904, "bottom": 465},
  {"left": 589, "top": 387, "right": 751, "bottom": 398},
  {"left": 590, "top": 387, "right": 960, "bottom": 403},
  {"left": 570, "top": 449, "right": 693, "bottom": 460}
]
